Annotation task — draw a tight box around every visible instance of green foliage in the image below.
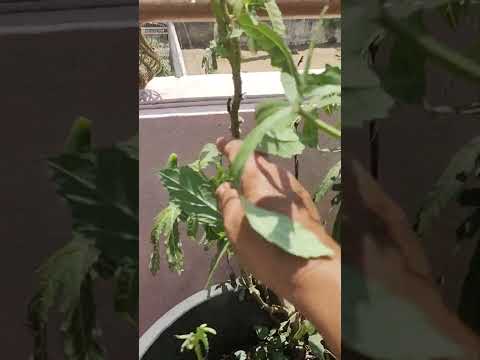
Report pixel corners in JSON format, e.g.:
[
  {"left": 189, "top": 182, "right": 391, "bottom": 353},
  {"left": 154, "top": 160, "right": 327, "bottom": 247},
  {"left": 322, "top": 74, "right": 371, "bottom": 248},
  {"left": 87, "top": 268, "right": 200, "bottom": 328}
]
[
  {"left": 238, "top": 13, "right": 299, "bottom": 81},
  {"left": 176, "top": 324, "right": 217, "bottom": 360},
  {"left": 28, "top": 239, "right": 103, "bottom": 360},
  {"left": 28, "top": 118, "right": 138, "bottom": 359},
  {"left": 150, "top": 148, "right": 230, "bottom": 279},
  {"left": 150, "top": 204, "right": 182, "bottom": 274},
  {"left": 242, "top": 198, "right": 334, "bottom": 258},
  {"left": 223, "top": 317, "right": 332, "bottom": 359},
  {"left": 314, "top": 161, "right": 341, "bottom": 203},
  {"left": 264, "top": 0, "right": 286, "bottom": 37},
  {"left": 415, "top": 136, "right": 480, "bottom": 239},
  {"left": 151, "top": 2, "right": 341, "bottom": 358},
  {"left": 379, "top": 13, "right": 426, "bottom": 104}
]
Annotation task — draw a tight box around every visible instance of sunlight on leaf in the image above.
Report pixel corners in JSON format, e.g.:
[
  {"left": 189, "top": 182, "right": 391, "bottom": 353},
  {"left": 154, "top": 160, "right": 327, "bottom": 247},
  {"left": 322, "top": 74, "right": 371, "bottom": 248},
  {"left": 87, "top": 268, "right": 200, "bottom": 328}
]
[{"left": 242, "top": 198, "right": 334, "bottom": 258}]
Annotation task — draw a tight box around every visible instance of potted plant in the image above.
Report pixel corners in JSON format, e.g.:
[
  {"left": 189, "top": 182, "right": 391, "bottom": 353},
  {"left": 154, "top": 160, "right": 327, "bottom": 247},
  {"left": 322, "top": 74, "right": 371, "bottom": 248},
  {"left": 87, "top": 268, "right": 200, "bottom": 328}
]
[
  {"left": 144, "top": 1, "right": 341, "bottom": 359},
  {"left": 28, "top": 118, "right": 139, "bottom": 359}
]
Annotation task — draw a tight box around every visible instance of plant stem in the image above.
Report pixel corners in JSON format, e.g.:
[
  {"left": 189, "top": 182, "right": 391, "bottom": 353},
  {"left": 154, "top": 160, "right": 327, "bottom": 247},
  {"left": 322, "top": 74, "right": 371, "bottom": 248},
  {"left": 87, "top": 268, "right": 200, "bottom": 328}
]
[
  {"left": 304, "top": 5, "right": 330, "bottom": 75},
  {"left": 194, "top": 344, "right": 204, "bottom": 360},
  {"left": 380, "top": 9, "right": 480, "bottom": 82},
  {"left": 228, "top": 38, "right": 243, "bottom": 139},
  {"left": 300, "top": 109, "right": 341, "bottom": 139}
]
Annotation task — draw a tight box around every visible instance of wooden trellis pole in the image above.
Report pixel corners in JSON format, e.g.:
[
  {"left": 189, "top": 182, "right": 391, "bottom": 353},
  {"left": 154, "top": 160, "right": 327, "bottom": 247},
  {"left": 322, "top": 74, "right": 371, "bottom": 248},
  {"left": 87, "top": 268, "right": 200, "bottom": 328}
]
[{"left": 140, "top": 0, "right": 340, "bottom": 23}]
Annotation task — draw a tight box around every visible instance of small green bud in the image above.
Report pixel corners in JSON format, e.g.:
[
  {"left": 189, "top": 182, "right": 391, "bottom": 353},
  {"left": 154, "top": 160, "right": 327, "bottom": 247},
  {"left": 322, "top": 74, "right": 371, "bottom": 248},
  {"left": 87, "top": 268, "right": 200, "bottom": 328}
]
[{"left": 167, "top": 153, "right": 178, "bottom": 168}]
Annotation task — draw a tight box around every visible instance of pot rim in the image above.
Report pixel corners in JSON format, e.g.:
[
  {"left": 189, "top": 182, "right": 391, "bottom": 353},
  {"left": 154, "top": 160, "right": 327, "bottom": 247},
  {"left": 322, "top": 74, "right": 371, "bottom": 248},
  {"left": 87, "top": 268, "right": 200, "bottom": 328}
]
[{"left": 139, "top": 284, "right": 234, "bottom": 359}]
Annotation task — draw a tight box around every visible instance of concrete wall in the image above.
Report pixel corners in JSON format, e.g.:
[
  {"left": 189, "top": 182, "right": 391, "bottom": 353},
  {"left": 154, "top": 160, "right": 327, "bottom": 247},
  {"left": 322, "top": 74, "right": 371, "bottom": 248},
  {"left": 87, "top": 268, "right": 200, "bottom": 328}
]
[
  {"left": 174, "top": 19, "right": 341, "bottom": 50},
  {"left": 1, "top": 27, "right": 138, "bottom": 358}
]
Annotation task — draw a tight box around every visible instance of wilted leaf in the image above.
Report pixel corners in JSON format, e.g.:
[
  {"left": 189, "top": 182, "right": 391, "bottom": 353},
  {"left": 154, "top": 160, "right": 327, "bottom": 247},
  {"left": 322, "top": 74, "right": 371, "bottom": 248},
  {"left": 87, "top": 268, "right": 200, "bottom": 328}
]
[
  {"left": 28, "top": 239, "right": 103, "bottom": 360},
  {"left": 150, "top": 204, "right": 182, "bottom": 274}
]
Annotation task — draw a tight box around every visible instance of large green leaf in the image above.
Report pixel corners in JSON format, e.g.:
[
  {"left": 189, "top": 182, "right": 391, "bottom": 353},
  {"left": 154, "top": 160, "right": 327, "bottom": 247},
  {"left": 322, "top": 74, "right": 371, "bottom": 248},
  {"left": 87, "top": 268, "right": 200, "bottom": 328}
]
[
  {"left": 238, "top": 13, "right": 298, "bottom": 80},
  {"left": 242, "top": 198, "right": 334, "bottom": 258},
  {"left": 258, "top": 127, "right": 305, "bottom": 159},
  {"left": 28, "top": 239, "right": 103, "bottom": 360},
  {"left": 415, "top": 136, "right": 480, "bottom": 238},
  {"left": 158, "top": 166, "right": 220, "bottom": 224},
  {"left": 48, "top": 147, "right": 138, "bottom": 262},
  {"left": 255, "top": 101, "right": 303, "bottom": 158},
  {"left": 232, "top": 105, "right": 295, "bottom": 181}
]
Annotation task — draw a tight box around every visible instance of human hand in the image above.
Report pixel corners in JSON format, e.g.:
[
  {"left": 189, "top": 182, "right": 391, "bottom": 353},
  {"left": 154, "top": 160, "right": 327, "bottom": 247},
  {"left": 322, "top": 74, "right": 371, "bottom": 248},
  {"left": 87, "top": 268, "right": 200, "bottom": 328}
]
[
  {"left": 214, "top": 137, "right": 341, "bottom": 356},
  {"left": 343, "top": 160, "right": 480, "bottom": 358}
]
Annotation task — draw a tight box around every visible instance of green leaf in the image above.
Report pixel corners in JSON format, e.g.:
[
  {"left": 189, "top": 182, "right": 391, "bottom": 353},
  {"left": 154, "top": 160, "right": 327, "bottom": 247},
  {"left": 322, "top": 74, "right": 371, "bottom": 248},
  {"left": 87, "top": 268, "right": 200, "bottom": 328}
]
[
  {"left": 258, "top": 126, "right": 305, "bottom": 159},
  {"left": 242, "top": 198, "right": 334, "bottom": 258},
  {"left": 238, "top": 13, "right": 298, "bottom": 80},
  {"left": 28, "top": 239, "right": 103, "bottom": 360},
  {"left": 114, "top": 258, "right": 139, "bottom": 326},
  {"left": 342, "top": 87, "right": 394, "bottom": 128},
  {"left": 228, "top": 0, "right": 244, "bottom": 18},
  {"left": 281, "top": 72, "right": 299, "bottom": 104},
  {"left": 301, "top": 112, "right": 319, "bottom": 148},
  {"left": 190, "top": 143, "right": 221, "bottom": 171},
  {"left": 234, "top": 350, "right": 248, "bottom": 360},
  {"left": 304, "top": 65, "right": 341, "bottom": 88},
  {"left": 379, "top": 13, "right": 426, "bottom": 104},
  {"left": 47, "top": 143, "right": 138, "bottom": 262},
  {"left": 255, "top": 325, "right": 270, "bottom": 340},
  {"left": 264, "top": 0, "right": 286, "bottom": 37},
  {"left": 415, "top": 136, "right": 480, "bottom": 238},
  {"left": 231, "top": 105, "right": 295, "bottom": 181},
  {"left": 117, "top": 134, "right": 139, "bottom": 161},
  {"left": 308, "top": 333, "right": 326, "bottom": 359},
  {"left": 187, "top": 215, "right": 199, "bottom": 239},
  {"left": 314, "top": 161, "right": 341, "bottom": 202},
  {"left": 150, "top": 203, "right": 182, "bottom": 274},
  {"left": 158, "top": 166, "right": 220, "bottom": 224},
  {"left": 255, "top": 102, "right": 303, "bottom": 158}
]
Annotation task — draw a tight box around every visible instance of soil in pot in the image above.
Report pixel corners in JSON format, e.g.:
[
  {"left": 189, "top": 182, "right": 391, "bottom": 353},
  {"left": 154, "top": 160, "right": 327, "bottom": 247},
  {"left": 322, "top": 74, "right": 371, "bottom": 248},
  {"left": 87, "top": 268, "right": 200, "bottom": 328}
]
[{"left": 141, "top": 288, "right": 274, "bottom": 359}]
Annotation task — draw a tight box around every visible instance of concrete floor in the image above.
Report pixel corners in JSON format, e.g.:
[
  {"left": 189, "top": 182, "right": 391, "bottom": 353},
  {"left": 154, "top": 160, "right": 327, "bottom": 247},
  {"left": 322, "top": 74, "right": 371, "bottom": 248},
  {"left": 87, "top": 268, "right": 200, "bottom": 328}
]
[{"left": 182, "top": 47, "right": 341, "bottom": 75}]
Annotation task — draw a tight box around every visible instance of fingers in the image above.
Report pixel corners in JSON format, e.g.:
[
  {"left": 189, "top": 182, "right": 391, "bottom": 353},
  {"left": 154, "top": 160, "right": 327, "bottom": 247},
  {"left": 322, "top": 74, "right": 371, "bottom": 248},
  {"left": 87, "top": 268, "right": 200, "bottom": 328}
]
[
  {"left": 216, "top": 137, "right": 243, "bottom": 163},
  {"left": 216, "top": 182, "right": 242, "bottom": 220},
  {"left": 215, "top": 182, "right": 244, "bottom": 243}
]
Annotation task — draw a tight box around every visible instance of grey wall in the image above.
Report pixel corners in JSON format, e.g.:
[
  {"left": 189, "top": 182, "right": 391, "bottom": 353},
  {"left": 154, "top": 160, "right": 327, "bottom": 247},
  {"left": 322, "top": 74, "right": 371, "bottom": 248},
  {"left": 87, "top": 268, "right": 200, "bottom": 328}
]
[
  {"left": 0, "top": 28, "right": 138, "bottom": 358},
  {"left": 174, "top": 19, "right": 341, "bottom": 50}
]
